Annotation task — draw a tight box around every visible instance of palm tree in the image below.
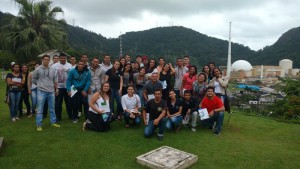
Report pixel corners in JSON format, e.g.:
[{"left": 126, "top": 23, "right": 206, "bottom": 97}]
[{"left": 1, "top": 0, "right": 67, "bottom": 63}]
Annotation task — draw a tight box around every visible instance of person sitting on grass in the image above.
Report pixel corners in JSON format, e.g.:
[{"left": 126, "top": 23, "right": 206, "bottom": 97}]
[
  {"left": 83, "top": 82, "right": 112, "bottom": 132},
  {"left": 181, "top": 90, "right": 198, "bottom": 132},
  {"left": 121, "top": 85, "right": 142, "bottom": 128},
  {"left": 143, "top": 89, "right": 167, "bottom": 141},
  {"left": 200, "top": 86, "right": 225, "bottom": 136},
  {"left": 165, "top": 90, "right": 183, "bottom": 132}
]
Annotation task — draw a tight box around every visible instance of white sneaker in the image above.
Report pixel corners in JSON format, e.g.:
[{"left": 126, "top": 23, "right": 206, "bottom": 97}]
[
  {"left": 15, "top": 117, "right": 20, "bottom": 120},
  {"left": 12, "top": 118, "right": 16, "bottom": 122},
  {"left": 191, "top": 127, "right": 196, "bottom": 132},
  {"left": 78, "top": 112, "right": 82, "bottom": 117}
]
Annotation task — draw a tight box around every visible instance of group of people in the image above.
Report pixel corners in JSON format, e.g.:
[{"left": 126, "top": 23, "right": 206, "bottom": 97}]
[{"left": 5, "top": 53, "right": 229, "bottom": 140}]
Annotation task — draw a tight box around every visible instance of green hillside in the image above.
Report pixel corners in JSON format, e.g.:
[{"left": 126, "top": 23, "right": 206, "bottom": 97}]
[{"left": 1, "top": 11, "right": 300, "bottom": 67}]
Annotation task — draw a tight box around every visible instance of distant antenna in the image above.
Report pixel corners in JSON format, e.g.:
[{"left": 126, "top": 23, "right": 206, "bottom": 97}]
[
  {"left": 119, "top": 32, "right": 123, "bottom": 58},
  {"left": 226, "top": 22, "right": 232, "bottom": 77}
]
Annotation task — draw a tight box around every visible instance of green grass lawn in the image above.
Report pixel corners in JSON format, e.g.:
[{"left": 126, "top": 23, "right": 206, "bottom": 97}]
[{"left": 0, "top": 79, "right": 300, "bottom": 169}]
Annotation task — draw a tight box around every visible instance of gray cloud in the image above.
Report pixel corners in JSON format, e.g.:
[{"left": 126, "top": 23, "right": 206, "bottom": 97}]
[{"left": 1, "top": 0, "right": 300, "bottom": 50}]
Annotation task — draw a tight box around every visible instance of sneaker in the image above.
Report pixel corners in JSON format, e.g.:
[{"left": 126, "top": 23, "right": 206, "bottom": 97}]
[
  {"left": 28, "top": 114, "right": 33, "bottom": 118},
  {"left": 37, "top": 126, "right": 43, "bottom": 131},
  {"left": 157, "top": 135, "right": 164, "bottom": 141},
  {"left": 15, "top": 117, "right": 20, "bottom": 120},
  {"left": 175, "top": 125, "right": 181, "bottom": 133},
  {"left": 78, "top": 112, "right": 82, "bottom": 117},
  {"left": 213, "top": 131, "right": 220, "bottom": 136},
  {"left": 51, "top": 123, "right": 61, "bottom": 128},
  {"left": 85, "top": 119, "right": 91, "bottom": 123},
  {"left": 82, "top": 122, "right": 86, "bottom": 131},
  {"left": 191, "top": 127, "right": 196, "bottom": 132},
  {"left": 12, "top": 118, "right": 16, "bottom": 122},
  {"left": 73, "top": 119, "right": 79, "bottom": 123}
]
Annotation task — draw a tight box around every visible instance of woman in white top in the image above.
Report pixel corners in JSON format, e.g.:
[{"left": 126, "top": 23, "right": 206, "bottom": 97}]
[
  {"left": 121, "top": 85, "right": 142, "bottom": 128},
  {"left": 83, "top": 82, "right": 111, "bottom": 132},
  {"left": 208, "top": 68, "right": 229, "bottom": 103}
]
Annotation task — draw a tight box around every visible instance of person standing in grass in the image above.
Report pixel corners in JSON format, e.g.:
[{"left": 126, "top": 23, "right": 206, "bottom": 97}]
[
  {"left": 122, "top": 85, "right": 142, "bottom": 128},
  {"left": 200, "top": 86, "right": 225, "bottom": 136},
  {"left": 165, "top": 90, "right": 183, "bottom": 132},
  {"left": 32, "top": 55, "right": 60, "bottom": 131},
  {"left": 143, "top": 89, "right": 167, "bottom": 141},
  {"left": 104, "top": 60, "right": 123, "bottom": 120},
  {"left": 83, "top": 82, "right": 112, "bottom": 132},
  {"left": 18, "top": 64, "right": 31, "bottom": 117},
  {"left": 27, "top": 64, "right": 39, "bottom": 117},
  {"left": 52, "top": 52, "right": 72, "bottom": 121},
  {"left": 6, "top": 63, "right": 25, "bottom": 122},
  {"left": 67, "top": 60, "right": 91, "bottom": 123}
]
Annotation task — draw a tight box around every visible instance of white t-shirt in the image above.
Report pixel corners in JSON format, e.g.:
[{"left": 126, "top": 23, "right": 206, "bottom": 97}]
[
  {"left": 52, "top": 62, "right": 72, "bottom": 88},
  {"left": 214, "top": 81, "right": 222, "bottom": 94},
  {"left": 121, "top": 94, "right": 141, "bottom": 111}
]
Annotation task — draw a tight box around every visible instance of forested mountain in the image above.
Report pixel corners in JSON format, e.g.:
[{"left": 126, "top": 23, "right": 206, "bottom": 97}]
[
  {"left": 1, "top": 11, "right": 300, "bottom": 67},
  {"left": 67, "top": 26, "right": 256, "bottom": 67},
  {"left": 254, "top": 26, "right": 300, "bottom": 67}
]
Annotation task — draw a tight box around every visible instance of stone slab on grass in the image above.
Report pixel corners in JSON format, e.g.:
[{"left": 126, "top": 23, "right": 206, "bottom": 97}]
[
  {"left": 136, "top": 146, "right": 198, "bottom": 169},
  {"left": 0, "top": 137, "right": 4, "bottom": 153}
]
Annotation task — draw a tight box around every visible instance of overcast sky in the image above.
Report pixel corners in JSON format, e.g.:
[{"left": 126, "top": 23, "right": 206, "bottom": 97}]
[{"left": 1, "top": 0, "right": 299, "bottom": 51}]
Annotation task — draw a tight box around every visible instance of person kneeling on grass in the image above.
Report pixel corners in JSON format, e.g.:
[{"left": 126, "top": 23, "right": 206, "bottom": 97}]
[
  {"left": 83, "top": 82, "right": 112, "bottom": 132},
  {"left": 165, "top": 90, "right": 183, "bottom": 132},
  {"left": 143, "top": 89, "right": 167, "bottom": 141},
  {"left": 200, "top": 86, "right": 225, "bottom": 136},
  {"left": 181, "top": 90, "right": 198, "bottom": 132},
  {"left": 121, "top": 85, "right": 142, "bottom": 128}
]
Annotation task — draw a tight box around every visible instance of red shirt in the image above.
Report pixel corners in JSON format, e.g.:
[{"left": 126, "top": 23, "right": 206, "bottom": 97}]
[
  {"left": 201, "top": 96, "right": 223, "bottom": 113},
  {"left": 182, "top": 73, "right": 197, "bottom": 90}
]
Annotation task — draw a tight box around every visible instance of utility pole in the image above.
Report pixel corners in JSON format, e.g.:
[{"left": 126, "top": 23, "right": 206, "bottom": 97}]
[{"left": 226, "top": 22, "right": 232, "bottom": 77}]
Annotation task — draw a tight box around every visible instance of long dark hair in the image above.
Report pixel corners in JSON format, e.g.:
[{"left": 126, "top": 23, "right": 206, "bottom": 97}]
[
  {"left": 147, "top": 59, "right": 157, "bottom": 73},
  {"left": 100, "top": 82, "right": 111, "bottom": 97},
  {"left": 189, "top": 65, "right": 197, "bottom": 77},
  {"left": 111, "top": 60, "right": 121, "bottom": 75}
]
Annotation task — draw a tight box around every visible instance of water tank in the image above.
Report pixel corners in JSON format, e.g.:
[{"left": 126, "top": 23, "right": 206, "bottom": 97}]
[{"left": 279, "top": 59, "right": 293, "bottom": 74}]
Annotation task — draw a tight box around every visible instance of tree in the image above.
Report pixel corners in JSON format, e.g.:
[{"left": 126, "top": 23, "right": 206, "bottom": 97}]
[
  {"left": 0, "top": 0, "right": 67, "bottom": 63},
  {"left": 273, "top": 78, "right": 300, "bottom": 119}
]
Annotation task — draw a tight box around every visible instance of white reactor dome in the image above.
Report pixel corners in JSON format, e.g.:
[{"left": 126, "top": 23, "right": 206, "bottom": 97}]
[{"left": 232, "top": 60, "right": 253, "bottom": 71}]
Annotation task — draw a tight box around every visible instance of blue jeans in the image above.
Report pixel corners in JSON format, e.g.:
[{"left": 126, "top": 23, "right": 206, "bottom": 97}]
[
  {"left": 36, "top": 89, "right": 57, "bottom": 126},
  {"left": 123, "top": 112, "right": 141, "bottom": 125},
  {"left": 136, "top": 87, "right": 144, "bottom": 107},
  {"left": 165, "top": 115, "right": 183, "bottom": 130},
  {"left": 202, "top": 112, "right": 224, "bottom": 132},
  {"left": 144, "top": 118, "right": 166, "bottom": 138},
  {"left": 9, "top": 91, "right": 21, "bottom": 118},
  {"left": 110, "top": 88, "right": 122, "bottom": 117},
  {"left": 55, "top": 88, "right": 72, "bottom": 121},
  {"left": 30, "top": 88, "right": 38, "bottom": 114}
]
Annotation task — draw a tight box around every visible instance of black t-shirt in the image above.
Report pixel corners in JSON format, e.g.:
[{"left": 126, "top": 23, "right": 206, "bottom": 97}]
[
  {"left": 159, "top": 72, "right": 172, "bottom": 90},
  {"left": 146, "top": 99, "right": 167, "bottom": 121},
  {"left": 105, "top": 68, "right": 123, "bottom": 89},
  {"left": 167, "top": 99, "right": 182, "bottom": 115},
  {"left": 6, "top": 73, "right": 23, "bottom": 91},
  {"left": 181, "top": 98, "right": 198, "bottom": 117}
]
